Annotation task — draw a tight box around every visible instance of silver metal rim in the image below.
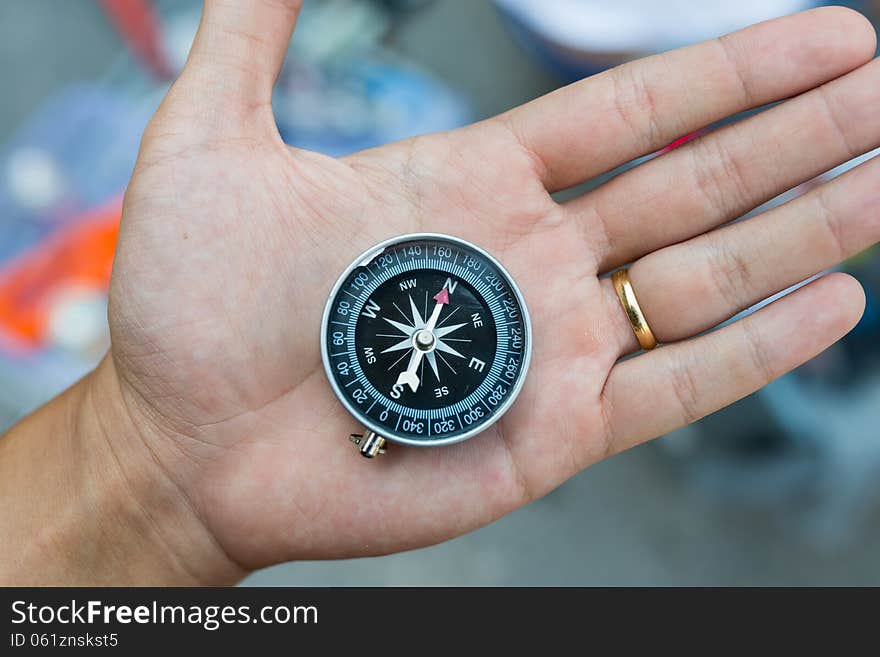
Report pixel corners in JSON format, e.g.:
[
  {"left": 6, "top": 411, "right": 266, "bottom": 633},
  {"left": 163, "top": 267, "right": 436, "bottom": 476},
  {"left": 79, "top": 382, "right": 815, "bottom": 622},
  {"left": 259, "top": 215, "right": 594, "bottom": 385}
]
[{"left": 320, "top": 232, "right": 532, "bottom": 448}]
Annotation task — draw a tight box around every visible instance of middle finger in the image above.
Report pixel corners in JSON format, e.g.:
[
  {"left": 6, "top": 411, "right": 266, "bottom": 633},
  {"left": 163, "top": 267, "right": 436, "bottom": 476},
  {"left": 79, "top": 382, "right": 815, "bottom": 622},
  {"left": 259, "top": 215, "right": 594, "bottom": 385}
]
[{"left": 569, "top": 56, "right": 880, "bottom": 273}]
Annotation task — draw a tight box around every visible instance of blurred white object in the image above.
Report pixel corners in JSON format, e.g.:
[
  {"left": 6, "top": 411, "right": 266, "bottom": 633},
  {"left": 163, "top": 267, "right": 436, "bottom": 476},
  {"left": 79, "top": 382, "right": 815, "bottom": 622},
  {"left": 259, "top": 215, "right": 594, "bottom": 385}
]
[
  {"left": 5, "top": 147, "right": 66, "bottom": 212},
  {"left": 497, "top": 0, "right": 813, "bottom": 51},
  {"left": 495, "top": 0, "right": 819, "bottom": 77},
  {"left": 46, "top": 285, "right": 110, "bottom": 358}
]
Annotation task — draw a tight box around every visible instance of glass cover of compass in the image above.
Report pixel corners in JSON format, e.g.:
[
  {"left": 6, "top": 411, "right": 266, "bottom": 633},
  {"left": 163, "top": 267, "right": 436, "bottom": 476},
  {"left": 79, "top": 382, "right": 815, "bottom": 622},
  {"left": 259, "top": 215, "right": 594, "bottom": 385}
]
[{"left": 320, "top": 233, "right": 532, "bottom": 447}]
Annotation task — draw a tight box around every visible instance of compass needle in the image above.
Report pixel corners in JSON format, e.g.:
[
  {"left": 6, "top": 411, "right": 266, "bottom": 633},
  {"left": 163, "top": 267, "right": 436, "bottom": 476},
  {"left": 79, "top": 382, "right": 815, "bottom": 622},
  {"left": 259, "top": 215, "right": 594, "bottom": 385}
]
[
  {"left": 322, "top": 235, "right": 530, "bottom": 453},
  {"left": 396, "top": 348, "right": 423, "bottom": 392}
]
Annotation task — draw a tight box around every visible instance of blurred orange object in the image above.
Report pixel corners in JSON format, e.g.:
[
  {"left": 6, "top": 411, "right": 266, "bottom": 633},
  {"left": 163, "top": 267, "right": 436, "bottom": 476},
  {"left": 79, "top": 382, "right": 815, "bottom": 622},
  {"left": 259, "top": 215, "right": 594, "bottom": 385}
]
[{"left": 0, "top": 199, "right": 121, "bottom": 349}]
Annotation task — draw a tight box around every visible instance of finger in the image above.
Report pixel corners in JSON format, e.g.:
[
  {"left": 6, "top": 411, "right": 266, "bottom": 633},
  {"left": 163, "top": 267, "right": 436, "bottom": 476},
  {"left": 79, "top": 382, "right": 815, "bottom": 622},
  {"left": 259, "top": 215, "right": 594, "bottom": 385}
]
[
  {"left": 498, "top": 7, "right": 875, "bottom": 192},
  {"left": 183, "top": 0, "right": 302, "bottom": 107},
  {"left": 601, "top": 273, "right": 865, "bottom": 455},
  {"left": 579, "top": 54, "right": 880, "bottom": 272},
  {"left": 610, "top": 152, "right": 880, "bottom": 349}
]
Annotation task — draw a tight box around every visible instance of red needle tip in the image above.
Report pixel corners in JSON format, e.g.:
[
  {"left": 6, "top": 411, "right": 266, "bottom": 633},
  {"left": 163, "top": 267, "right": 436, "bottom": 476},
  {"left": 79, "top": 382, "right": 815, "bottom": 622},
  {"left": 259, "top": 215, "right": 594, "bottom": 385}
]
[{"left": 433, "top": 288, "right": 450, "bottom": 305}]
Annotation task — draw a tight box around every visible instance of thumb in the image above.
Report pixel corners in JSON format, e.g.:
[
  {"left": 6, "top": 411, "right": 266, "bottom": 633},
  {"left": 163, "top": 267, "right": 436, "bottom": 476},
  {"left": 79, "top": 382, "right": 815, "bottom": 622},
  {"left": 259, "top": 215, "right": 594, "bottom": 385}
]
[{"left": 181, "top": 0, "right": 302, "bottom": 110}]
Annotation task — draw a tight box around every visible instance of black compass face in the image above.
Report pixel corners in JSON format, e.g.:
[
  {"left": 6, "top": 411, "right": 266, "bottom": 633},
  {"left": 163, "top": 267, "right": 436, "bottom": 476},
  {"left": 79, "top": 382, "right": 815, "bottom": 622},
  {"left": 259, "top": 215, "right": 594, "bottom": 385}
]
[
  {"left": 355, "top": 270, "right": 497, "bottom": 410},
  {"left": 322, "top": 235, "right": 531, "bottom": 446}
]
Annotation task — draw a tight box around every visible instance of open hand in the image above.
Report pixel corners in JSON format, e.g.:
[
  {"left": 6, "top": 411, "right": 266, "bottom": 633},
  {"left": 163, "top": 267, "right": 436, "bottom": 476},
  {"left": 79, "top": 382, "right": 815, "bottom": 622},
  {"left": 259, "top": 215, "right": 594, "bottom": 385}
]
[{"left": 105, "top": 2, "right": 880, "bottom": 581}]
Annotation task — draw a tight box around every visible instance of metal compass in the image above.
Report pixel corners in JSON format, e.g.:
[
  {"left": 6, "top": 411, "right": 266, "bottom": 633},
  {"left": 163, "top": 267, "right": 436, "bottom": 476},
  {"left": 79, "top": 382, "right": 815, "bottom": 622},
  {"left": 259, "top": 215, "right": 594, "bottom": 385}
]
[{"left": 321, "top": 234, "right": 532, "bottom": 457}]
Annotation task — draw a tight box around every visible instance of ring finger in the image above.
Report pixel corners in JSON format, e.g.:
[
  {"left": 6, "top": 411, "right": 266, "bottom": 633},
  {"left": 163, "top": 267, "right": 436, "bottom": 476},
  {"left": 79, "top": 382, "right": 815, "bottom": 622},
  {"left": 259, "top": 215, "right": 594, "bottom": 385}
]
[{"left": 604, "top": 149, "right": 880, "bottom": 355}]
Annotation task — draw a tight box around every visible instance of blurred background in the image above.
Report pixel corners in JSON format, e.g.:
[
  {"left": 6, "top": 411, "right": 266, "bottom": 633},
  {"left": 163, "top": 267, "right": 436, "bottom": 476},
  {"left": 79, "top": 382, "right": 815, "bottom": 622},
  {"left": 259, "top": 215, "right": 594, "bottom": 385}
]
[{"left": 1, "top": 0, "right": 879, "bottom": 585}]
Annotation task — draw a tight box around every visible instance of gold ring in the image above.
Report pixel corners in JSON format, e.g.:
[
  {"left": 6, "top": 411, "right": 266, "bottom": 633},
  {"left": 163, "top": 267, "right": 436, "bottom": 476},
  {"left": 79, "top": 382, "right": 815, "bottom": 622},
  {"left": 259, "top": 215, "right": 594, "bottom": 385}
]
[{"left": 612, "top": 269, "right": 658, "bottom": 351}]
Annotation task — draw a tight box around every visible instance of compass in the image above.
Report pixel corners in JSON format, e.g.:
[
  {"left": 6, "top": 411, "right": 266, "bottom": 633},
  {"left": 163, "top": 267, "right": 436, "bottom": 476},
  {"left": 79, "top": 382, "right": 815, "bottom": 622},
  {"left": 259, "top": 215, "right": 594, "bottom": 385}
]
[{"left": 321, "top": 234, "right": 532, "bottom": 457}]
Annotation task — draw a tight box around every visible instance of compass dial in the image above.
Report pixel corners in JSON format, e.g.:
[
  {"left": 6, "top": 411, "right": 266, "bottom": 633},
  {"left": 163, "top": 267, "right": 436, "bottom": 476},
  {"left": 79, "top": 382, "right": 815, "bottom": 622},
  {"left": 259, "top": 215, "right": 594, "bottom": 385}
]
[{"left": 321, "top": 234, "right": 531, "bottom": 447}]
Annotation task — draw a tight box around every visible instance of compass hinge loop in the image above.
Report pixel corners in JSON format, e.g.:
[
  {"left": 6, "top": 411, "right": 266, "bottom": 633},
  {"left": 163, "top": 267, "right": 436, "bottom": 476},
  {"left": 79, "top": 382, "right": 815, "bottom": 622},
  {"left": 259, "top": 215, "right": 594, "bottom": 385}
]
[{"left": 349, "top": 431, "right": 387, "bottom": 458}]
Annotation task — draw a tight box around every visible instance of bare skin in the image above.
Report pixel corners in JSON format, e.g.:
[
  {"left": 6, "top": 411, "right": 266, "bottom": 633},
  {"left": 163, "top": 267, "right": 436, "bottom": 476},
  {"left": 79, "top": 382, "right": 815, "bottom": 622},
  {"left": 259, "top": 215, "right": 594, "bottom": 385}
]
[{"left": 1, "top": 2, "right": 879, "bottom": 584}]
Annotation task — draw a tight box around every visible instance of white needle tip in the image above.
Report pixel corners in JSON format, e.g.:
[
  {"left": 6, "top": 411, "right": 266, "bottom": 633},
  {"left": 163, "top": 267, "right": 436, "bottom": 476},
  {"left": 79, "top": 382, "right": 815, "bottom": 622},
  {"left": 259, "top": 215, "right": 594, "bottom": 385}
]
[{"left": 396, "top": 370, "right": 420, "bottom": 392}]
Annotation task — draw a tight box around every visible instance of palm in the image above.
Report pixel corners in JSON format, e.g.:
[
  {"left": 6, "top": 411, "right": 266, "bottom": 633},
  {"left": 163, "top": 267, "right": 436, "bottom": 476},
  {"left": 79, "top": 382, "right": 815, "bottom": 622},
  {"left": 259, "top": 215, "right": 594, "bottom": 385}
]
[
  {"left": 108, "top": 3, "right": 879, "bottom": 574},
  {"left": 112, "top": 97, "right": 610, "bottom": 564}
]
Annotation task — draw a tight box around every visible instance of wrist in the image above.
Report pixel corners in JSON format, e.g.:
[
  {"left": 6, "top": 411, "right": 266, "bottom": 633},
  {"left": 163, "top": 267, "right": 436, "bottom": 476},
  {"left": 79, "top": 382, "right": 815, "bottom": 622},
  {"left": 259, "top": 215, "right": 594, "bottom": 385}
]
[{"left": 0, "top": 356, "right": 245, "bottom": 585}]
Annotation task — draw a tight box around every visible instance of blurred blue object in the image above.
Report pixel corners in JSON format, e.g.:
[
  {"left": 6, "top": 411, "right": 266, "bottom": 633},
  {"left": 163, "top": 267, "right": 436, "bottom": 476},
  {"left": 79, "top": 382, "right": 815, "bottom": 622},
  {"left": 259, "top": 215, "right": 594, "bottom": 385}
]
[
  {"left": 274, "top": 53, "right": 470, "bottom": 156},
  {"left": 0, "top": 84, "right": 150, "bottom": 425},
  {"left": 0, "top": 84, "right": 149, "bottom": 262},
  {"left": 0, "top": 1, "right": 471, "bottom": 429}
]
